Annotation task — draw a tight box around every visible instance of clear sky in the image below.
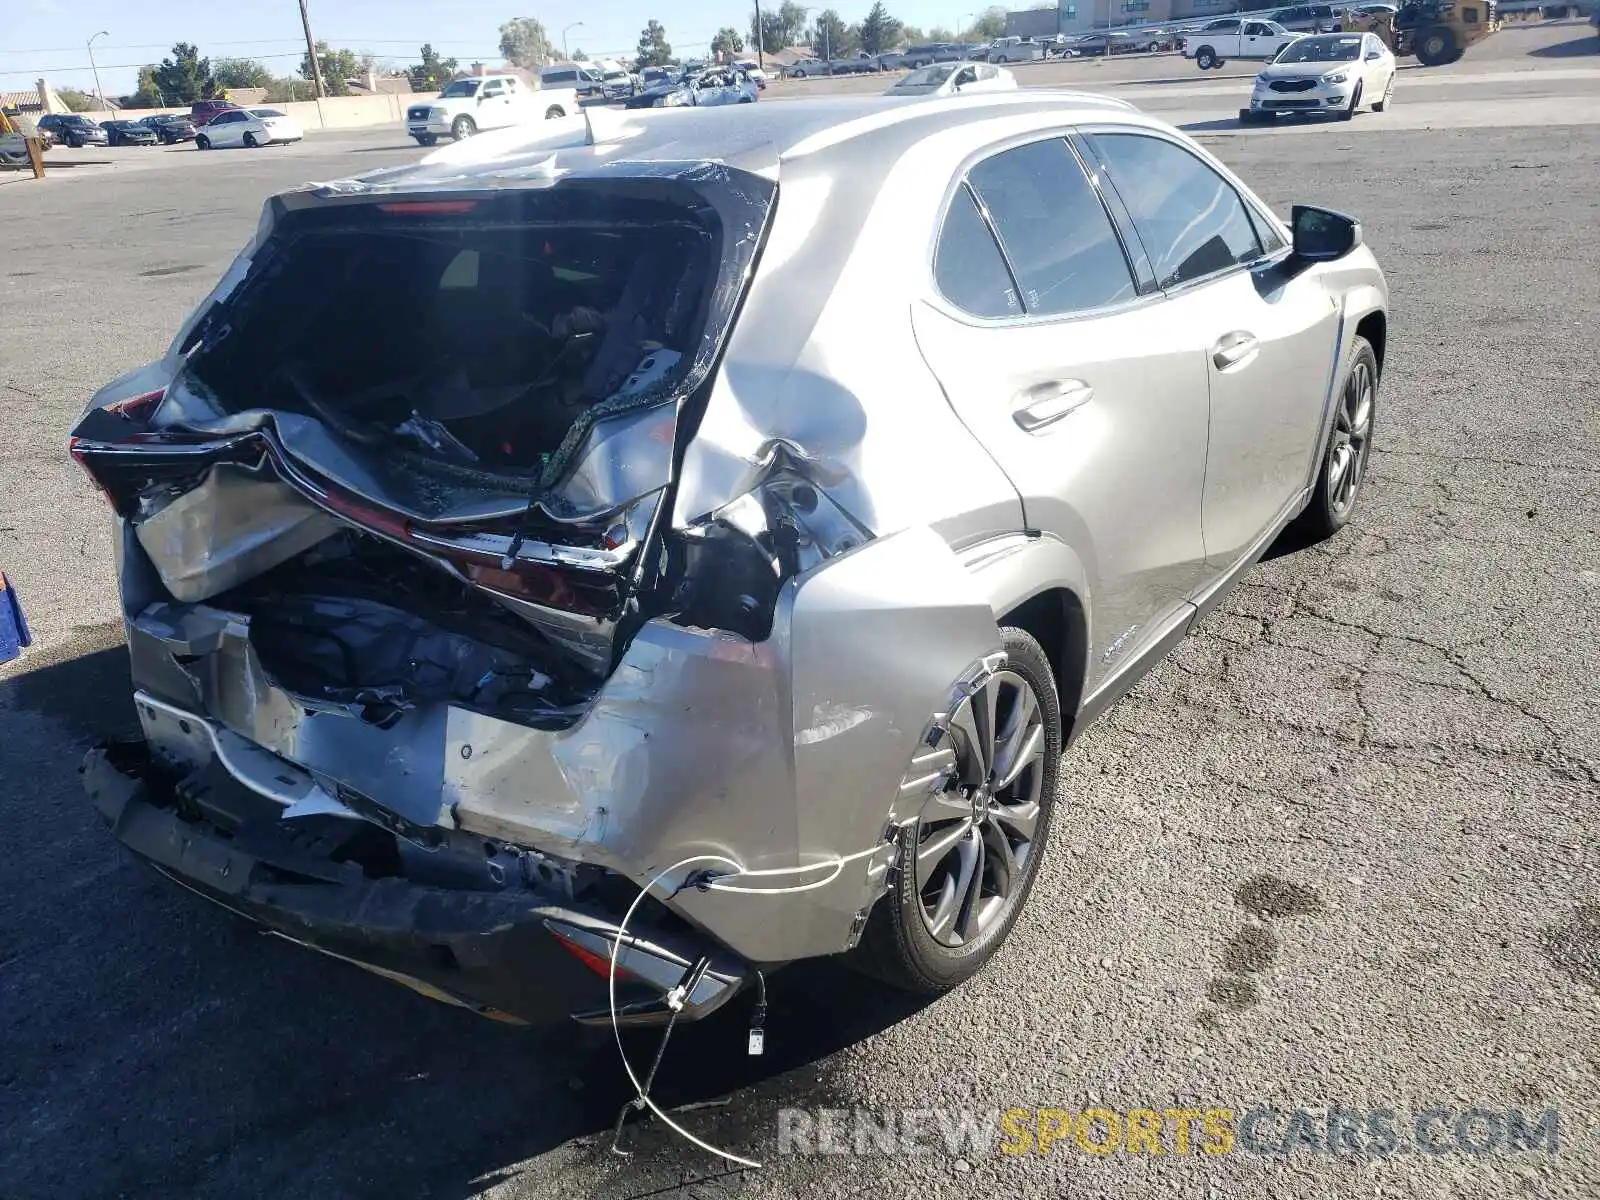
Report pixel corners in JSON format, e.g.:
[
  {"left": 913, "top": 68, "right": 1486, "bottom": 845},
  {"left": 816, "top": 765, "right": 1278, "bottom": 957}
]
[{"left": 1, "top": 0, "right": 984, "bottom": 97}]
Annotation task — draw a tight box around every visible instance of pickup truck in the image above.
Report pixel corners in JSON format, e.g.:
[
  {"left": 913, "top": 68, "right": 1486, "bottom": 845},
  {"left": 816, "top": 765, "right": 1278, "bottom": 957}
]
[
  {"left": 404, "top": 73, "right": 579, "bottom": 146},
  {"left": 1182, "top": 18, "right": 1303, "bottom": 69},
  {"left": 986, "top": 36, "right": 1045, "bottom": 62}
]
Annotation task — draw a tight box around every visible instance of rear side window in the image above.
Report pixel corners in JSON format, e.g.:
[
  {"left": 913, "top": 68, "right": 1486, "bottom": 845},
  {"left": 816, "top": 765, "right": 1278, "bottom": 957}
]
[
  {"left": 1090, "top": 133, "right": 1263, "bottom": 289},
  {"left": 934, "top": 184, "right": 1021, "bottom": 319},
  {"left": 966, "top": 138, "right": 1135, "bottom": 317}
]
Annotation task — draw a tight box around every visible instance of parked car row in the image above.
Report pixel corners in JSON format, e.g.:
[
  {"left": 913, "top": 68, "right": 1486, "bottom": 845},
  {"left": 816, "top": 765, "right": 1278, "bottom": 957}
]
[{"left": 32, "top": 103, "right": 299, "bottom": 151}]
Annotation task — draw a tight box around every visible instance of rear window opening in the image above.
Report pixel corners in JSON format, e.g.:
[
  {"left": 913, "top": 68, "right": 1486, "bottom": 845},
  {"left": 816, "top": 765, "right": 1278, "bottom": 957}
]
[{"left": 183, "top": 187, "right": 720, "bottom": 481}]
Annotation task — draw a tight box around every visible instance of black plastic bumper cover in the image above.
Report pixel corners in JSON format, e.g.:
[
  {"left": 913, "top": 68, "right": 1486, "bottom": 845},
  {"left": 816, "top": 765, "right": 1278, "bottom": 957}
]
[{"left": 83, "top": 741, "right": 632, "bottom": 1024}]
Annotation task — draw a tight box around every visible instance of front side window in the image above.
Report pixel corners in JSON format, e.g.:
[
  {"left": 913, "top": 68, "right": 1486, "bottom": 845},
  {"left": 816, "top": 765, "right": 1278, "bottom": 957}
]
[
  {"left": 439, "top": 79, "right": 481, "bottom": 98},
  {"left": 966, "top": 138, "right": 1135, "bottom": 317},
  {"left": 1090, "top": 133, "right": 1263, "bottom": 289}
]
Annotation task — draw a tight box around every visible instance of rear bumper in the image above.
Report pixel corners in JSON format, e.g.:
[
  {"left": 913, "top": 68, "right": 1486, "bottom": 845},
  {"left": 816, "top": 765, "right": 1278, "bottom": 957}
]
[{"left": 84, "top": 739, "right": 749, "bottom": 1025}]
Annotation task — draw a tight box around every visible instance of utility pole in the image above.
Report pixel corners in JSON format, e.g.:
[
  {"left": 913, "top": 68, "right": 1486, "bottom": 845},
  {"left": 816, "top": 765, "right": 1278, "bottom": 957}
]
[
  {"left": 297, "top": 0, "right": 327, "bottom": 98},
  {"left": 87, "top": 31, "right": 109, "bottom": 113},
  {"left": 754, "top": 0, "right": 765, "bottom": 69}
]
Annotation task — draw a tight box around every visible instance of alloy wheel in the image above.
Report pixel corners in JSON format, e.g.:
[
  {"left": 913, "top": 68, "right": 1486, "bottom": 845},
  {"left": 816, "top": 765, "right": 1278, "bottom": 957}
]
[
  {"left": 1327, "top": 354, "right": 1374, "bottom": 516},
  {"left": 913, "top": 667, "right": 1046, "bottom": 948}
]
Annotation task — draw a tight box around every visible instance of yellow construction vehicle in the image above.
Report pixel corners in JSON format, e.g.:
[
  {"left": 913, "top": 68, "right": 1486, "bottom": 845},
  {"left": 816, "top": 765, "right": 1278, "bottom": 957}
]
[
  {"left": 0, "top": 107, "right": 46, "bottom": 177},
  {"left": 1362, "top": 0, "right": 1501, "bottom": 66}
]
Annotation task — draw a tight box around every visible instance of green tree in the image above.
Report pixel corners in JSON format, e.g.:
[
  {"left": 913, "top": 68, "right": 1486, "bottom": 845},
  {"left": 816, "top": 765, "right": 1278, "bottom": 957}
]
[
  {"left": 408, "top": 43, "right": 459, "bottom": 90},
  {"left": 900, "top": 24, "right": 926, "bottom": 45},
  {"left": 810, "top": 9, "right": 849, "bottom": 57},
  {"left": 635, "top": 20, "right": 673, "bottom": 69},
  {"left": 965, "top": 7, "right": 1008, "bottom": 39},
  {"left": 499, "top": 17, "right": 554, "bottom": 68},
  {"left": 56, "top": 88, "right": 96, "bottom": 112},
  {"left": 122, "top": 66, "right": 165, "bottom": 109},
  {"left": 858, "top": 2, "right": 902, "bottom": 53},
  {"left": 927, "top": 25, "right": 956, "bottom": 42},
  {"left": 711, "top": 26, "right": 745, "bottom": 58},
  {"left": 301, "top": 42, "right": 360, "bottom": 96},
  {"left": 751, "top": 10, "right": 787, "bottom": 50},
  {"left": 570, "top": 46, "right": 587, "bottom": 61},
  {"left": 154, "top": 42, "right": 218, "bottom": 104},
  {"left": 213, "top": 57, "right": 275, "bottom": 90}
]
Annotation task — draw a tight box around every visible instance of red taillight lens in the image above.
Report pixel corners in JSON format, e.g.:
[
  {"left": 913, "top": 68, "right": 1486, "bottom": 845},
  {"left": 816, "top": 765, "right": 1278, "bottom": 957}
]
[
  {"left": 105, "top": 388, "right": 167, "bottom": 421},
  {"left": 376, "top": 200, "right": 479, "bottom": 215},
  {"left": 550, "top": 930, "right": 637, "bottom": 982}
]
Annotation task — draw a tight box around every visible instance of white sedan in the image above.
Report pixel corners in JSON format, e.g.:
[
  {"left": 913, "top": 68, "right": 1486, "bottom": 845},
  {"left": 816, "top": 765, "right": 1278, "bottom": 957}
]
[
  {"left": 194, "top": 107, "right": 304, "bottom": 150},
  {"left": 884, "top": 61, "right": 1018, "bottom": 98},
  {"left": 1241, "top": 31, "right": 1396, "bottom": 123}
]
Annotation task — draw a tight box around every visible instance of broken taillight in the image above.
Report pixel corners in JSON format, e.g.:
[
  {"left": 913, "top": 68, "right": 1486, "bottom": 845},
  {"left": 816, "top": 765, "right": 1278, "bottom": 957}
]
[
  {"left": 68, "top": 389, "right": 168, "bottom": 503},
  {"left": 550, "top": 929, "right": 637, "bottom": 982},
  {"left": 105, "top": 388, "right": 167, "bottom": 421}
]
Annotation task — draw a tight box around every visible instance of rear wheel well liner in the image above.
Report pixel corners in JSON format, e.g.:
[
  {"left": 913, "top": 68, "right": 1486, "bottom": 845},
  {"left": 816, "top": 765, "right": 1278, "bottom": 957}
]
[{"left": 997, "top": 587, "right": 1088, "bottom": 738}]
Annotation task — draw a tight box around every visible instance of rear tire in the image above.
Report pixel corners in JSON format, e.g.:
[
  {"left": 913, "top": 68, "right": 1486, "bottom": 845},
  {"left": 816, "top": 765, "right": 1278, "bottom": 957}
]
[
  {"left": 1292, "top": 336, "right": 1378, "bottom": 543},
  {"left": 544, "top": 105, "right": 564, "bottom": 119},
  {"left": 413, "top": 134, "right": 437, "bottom": 146},
  {"left": 851, "top": 627, "right": 1061, "bottom": 995},
  {"left": 1196, "top": 47, "right": 1218, "bottom": 68}
]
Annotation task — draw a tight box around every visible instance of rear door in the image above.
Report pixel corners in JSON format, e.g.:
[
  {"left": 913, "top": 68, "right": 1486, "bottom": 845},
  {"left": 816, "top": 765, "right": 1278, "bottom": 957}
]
[
  {"left": 911, "top": 135, "right": 1212, "bottom": 688},
  {"left": 1083, "top": 129, "right": 1341, "bottom": 571}
]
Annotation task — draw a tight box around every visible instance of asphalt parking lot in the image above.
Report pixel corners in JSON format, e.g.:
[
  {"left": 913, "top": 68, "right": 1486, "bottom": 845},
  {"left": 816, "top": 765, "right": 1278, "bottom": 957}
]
[{"left": 2, "top": 20, "right": 1598, "bottom": 1200}]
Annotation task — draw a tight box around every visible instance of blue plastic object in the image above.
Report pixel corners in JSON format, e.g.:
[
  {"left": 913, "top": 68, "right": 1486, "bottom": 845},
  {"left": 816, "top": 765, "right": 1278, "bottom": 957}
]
[{"left": 0, "top": 571, "right": 31, "bottom": 665}]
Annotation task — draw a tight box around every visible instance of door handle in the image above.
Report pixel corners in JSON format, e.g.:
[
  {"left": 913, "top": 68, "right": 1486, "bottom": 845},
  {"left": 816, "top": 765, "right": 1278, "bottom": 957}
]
[
  {"left": 1211, "top": 331, "right": 1260, "bottom": 371},
  {"left": 1012, "top": 380, "right": 1094, "bottom": 432}
]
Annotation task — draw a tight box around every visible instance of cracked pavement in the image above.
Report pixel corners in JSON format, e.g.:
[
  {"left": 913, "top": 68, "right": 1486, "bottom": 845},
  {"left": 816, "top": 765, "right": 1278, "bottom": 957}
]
[{"left": 2, "top": 70, "right": 1598, "bottom": 1200}]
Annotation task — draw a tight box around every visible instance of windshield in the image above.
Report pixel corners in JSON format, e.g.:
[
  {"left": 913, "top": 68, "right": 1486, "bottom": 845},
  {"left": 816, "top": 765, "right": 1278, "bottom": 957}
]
[
  {"left": 1274, "top": 34, "right": 1363, "bottom": 62},
  {"left": 250, "top": 109, "right": 286, "bottom": 118},
  {"left": 439, "top": 79, "right": 480, "bottom": 98},
  {"left": 897, "top": 64, "right": 956, "bottom": 88}
]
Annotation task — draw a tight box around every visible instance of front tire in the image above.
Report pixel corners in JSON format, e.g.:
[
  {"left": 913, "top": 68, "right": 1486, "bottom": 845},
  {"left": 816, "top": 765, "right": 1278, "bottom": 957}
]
[
  {"left": 1292, "top": 335, "right": 1378, "bottom": 542},
  {"left": 544, "top": 105, "right": 564, "bottom": 119},
  {"left": 450, "top": 115, "right": 476, "bottom": 140},
  {"left": 194, "top": 135, "right": 210, "bottom": 151},
  {"left": 243, "top": 132, "right": 258, "bottom": 148},
  {"left": 852, "top": 627, "right": 1061, "bottom": 995},
  {"left": 1339, "top": 82, "right": 1362, "bottom": 120}
]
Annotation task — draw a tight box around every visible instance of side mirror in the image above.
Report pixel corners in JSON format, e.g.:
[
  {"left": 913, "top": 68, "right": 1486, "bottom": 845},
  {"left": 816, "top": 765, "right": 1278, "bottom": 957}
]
[
  {"left": 1365, "top": 48, "right": 1382, "bottom": 58},
  {"left": 1291, "top": 204, "right": 1363, "bottom": 262}
]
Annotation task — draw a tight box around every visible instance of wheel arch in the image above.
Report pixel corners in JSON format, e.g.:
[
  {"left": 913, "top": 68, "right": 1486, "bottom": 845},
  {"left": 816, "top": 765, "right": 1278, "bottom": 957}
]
[
  {"left": 1355, "top": 308, "right": 1387, "bottom": 381},
  {"left": 961, "top": 532, "right": 1094, "bottom": 736}
]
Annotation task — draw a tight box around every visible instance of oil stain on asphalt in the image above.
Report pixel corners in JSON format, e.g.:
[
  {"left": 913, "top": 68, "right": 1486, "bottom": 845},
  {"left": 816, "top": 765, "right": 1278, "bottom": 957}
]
[{"left": 1199, "top": 875, "right": 1327, "bottom": 1024}]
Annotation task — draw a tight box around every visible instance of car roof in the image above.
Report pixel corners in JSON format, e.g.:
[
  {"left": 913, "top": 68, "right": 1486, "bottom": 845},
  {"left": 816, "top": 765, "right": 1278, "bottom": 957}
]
[{"left": 324, "top": 93, "right": 1148, "bottom": 200}]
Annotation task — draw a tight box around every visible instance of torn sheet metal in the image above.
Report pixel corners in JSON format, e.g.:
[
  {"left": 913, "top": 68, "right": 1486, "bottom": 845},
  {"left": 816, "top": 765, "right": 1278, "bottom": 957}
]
[{"left": 133, "top": 462, "right": 341, "bottom": 602}]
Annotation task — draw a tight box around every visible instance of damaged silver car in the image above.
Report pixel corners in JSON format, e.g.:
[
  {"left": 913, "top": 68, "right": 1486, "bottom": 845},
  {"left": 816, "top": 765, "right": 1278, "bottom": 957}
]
[{"left": 72, "top": 96, "right": 1387, "bottom": 1026}]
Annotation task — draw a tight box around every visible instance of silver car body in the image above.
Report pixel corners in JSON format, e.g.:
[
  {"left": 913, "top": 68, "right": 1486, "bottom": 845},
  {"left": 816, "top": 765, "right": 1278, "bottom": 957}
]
[
  {"left": 885, "top": 62, "right": 1019, "bottom": 97},
  {"left": 73, "top": 94, "right": 1386, "bottom": 1018}
]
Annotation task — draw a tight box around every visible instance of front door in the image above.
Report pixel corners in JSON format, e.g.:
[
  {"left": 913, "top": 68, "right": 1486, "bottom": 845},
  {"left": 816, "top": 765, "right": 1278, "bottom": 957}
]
[{"left": 1084, "top": 130, "right": 1342, "bottom": 570}]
